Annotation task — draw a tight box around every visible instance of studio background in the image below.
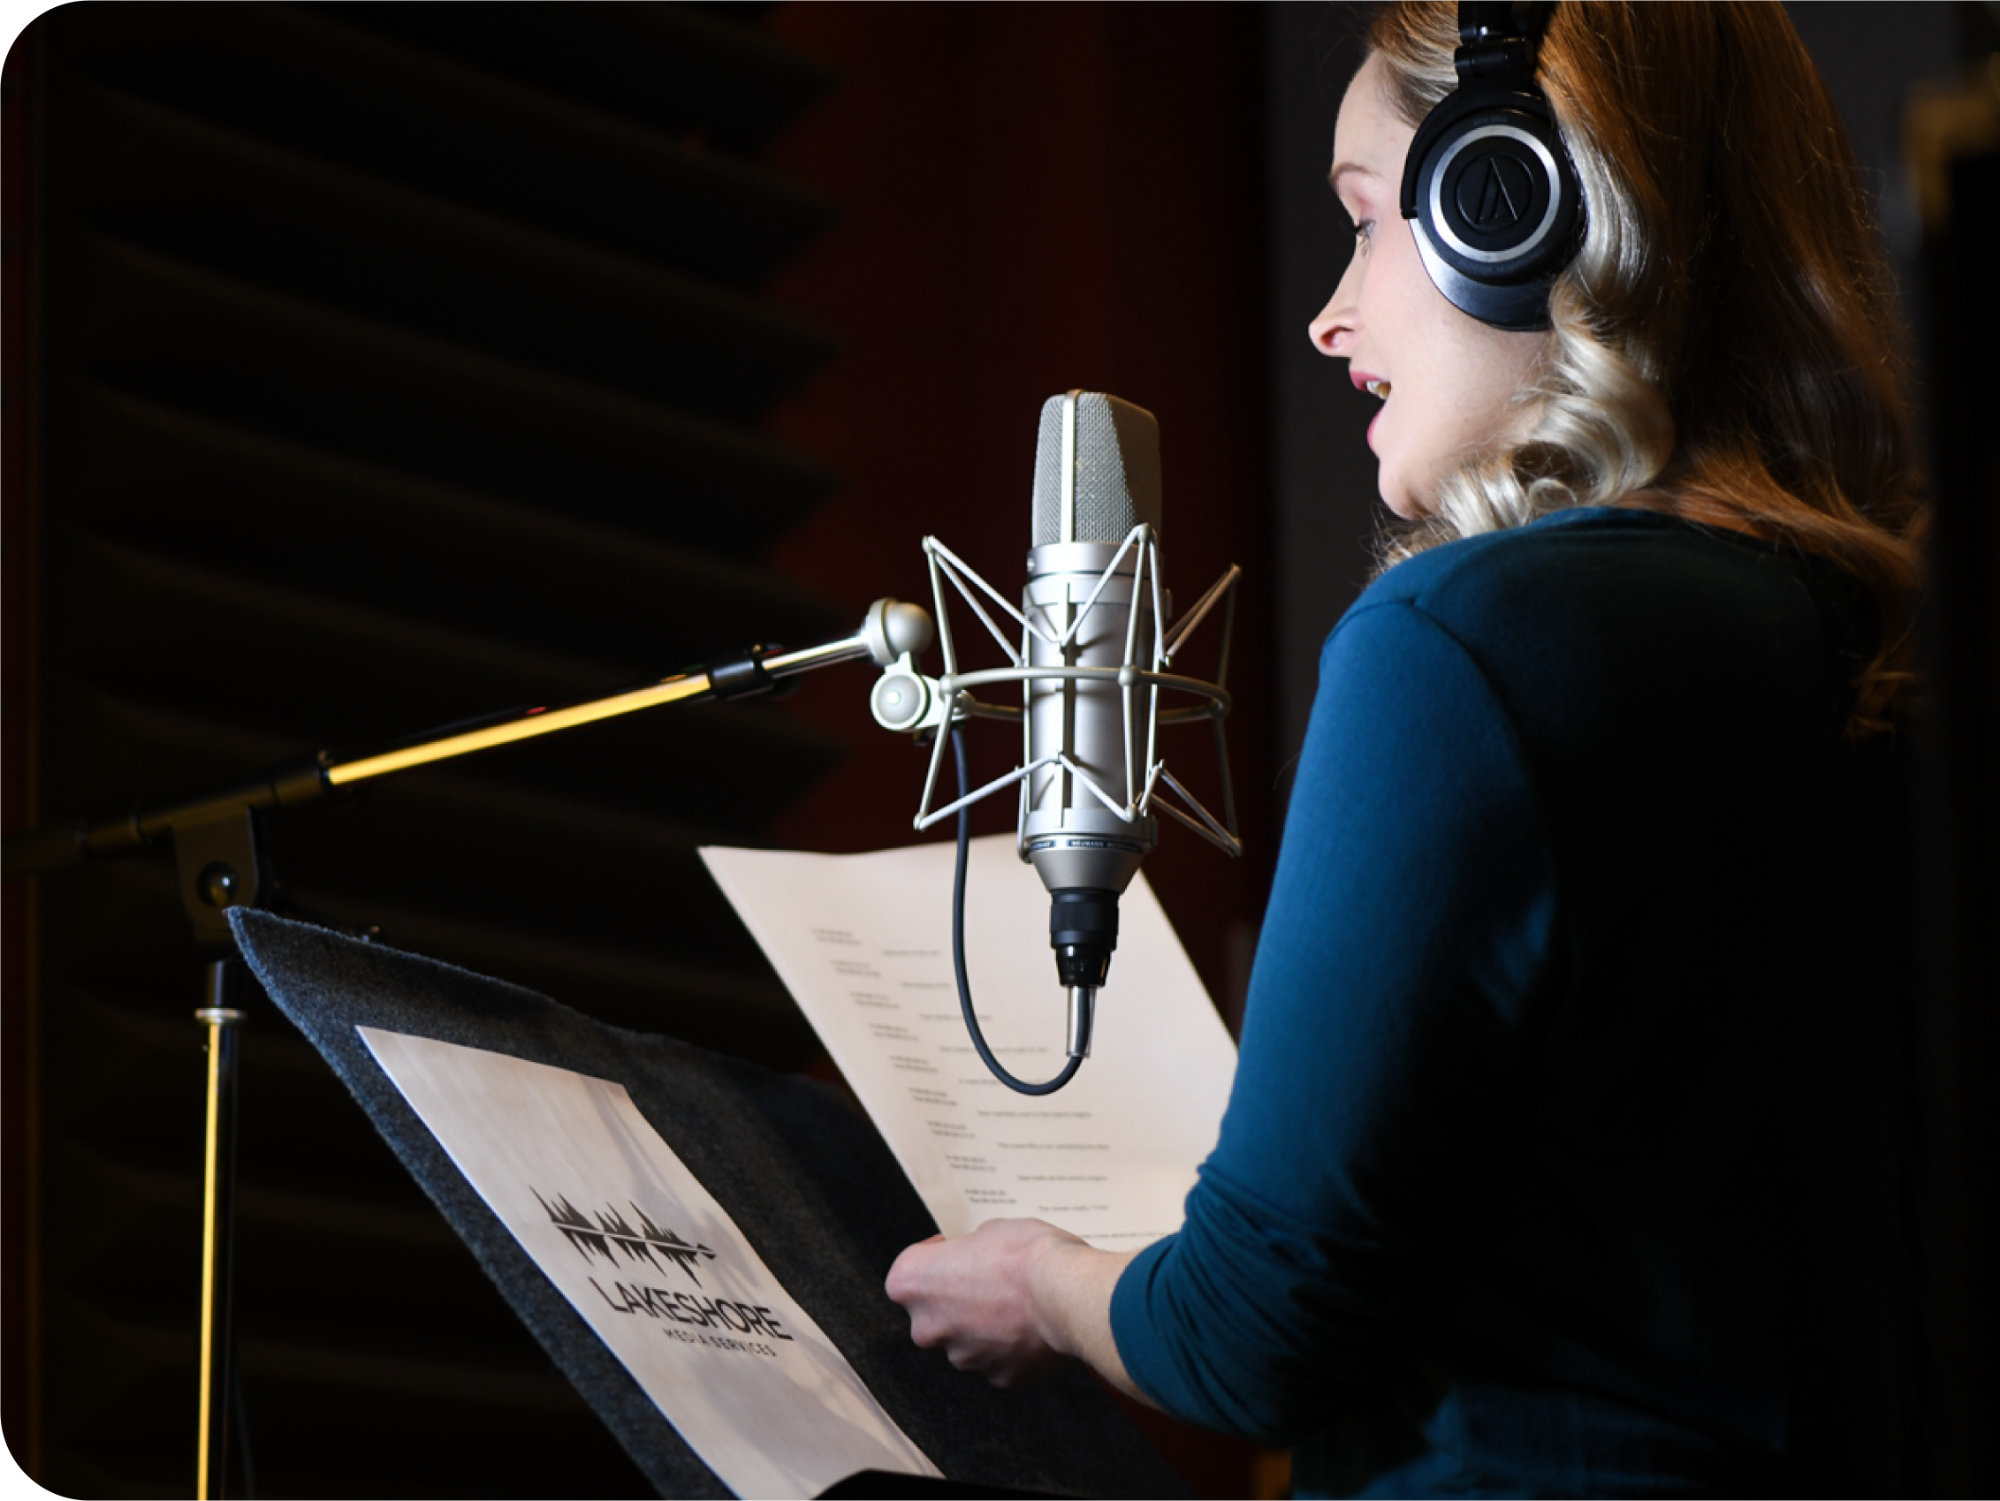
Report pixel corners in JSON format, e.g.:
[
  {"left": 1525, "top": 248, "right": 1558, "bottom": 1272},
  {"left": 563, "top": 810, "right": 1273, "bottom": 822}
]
[{"left": 3, "top": 4, "right": 1991, "bottom": 1498}]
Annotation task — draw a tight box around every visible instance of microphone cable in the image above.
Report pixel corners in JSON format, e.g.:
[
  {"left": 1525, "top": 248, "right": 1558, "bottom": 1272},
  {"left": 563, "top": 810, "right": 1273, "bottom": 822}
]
[{"left": 952, "top": 726, "right": 1084, "bottom": 1096}]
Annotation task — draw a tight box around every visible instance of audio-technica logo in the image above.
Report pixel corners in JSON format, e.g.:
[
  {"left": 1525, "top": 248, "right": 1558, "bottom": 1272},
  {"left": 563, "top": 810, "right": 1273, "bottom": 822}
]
[
  {"left": 533, "top": 1188, "right": 718, "bottom": 1286},
  {"left": 1456, "top": 151, "right": 1533, "bottom": 230}
]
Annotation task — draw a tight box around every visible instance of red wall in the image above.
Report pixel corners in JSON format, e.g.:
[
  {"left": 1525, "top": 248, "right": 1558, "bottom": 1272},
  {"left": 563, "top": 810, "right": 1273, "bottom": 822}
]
[
  {"left": 755, "top": 9, "right": 1279, "bottom": 1495},
  {"left": 759, "top": 3, "right": 1279, "bottom": 1031}
]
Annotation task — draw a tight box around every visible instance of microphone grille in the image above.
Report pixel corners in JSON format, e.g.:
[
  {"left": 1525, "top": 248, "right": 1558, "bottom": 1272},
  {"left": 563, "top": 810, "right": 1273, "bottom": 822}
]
[{"left": 1031, "top": 392, "right": 1163, "bottom": 547}]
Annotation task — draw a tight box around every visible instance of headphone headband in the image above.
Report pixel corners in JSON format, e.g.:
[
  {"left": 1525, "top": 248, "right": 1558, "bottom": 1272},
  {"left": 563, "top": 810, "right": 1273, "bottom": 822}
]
[{"left": 1455, "top": 0, "right": 1544, "bottom": 85}]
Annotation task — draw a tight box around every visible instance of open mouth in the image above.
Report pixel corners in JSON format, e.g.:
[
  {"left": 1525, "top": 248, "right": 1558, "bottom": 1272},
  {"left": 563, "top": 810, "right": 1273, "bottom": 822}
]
[{"left": 1365, "top": 378, "right": 1390, "bottom": 401}]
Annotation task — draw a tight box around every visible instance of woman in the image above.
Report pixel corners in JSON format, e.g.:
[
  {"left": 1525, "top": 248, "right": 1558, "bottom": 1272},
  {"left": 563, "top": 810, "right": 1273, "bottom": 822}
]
[{"left": 887, "top": 4, "right": 1928, "bottom": 1494}]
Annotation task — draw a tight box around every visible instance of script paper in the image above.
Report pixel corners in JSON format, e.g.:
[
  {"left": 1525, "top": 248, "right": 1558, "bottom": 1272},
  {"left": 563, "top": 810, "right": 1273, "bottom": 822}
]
[
  {"left": 357, "top": 1027, "right": 940, "bottom": 1499},
  {"left": 699, "top": 835, "right": 1238, "bottom": 1249}
]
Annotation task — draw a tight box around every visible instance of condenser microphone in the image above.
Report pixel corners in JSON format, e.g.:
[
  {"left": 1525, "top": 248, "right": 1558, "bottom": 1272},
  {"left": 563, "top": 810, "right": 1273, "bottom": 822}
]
[{"left": 1022, "top": 391, "right": 1163, "bottom": 1056}]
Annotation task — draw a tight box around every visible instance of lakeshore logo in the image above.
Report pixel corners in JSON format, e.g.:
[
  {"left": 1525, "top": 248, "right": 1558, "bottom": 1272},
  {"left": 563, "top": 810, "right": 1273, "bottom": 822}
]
[
  {"left": 531, "top": 1184, "right": 798, "bottom": 1355},
  {"left": 532, "top": 1187, "right": 719, "bottom": 1286}
]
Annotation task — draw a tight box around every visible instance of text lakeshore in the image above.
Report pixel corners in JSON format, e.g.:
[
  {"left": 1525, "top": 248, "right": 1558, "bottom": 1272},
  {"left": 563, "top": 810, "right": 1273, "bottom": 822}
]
[{"left": 589, "top": 1276, "right": 797, "bottom": 1357}]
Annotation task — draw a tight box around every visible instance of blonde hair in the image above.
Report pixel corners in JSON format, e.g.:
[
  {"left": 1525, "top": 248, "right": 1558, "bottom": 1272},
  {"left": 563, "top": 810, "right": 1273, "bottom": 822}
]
[{"left": 1367, "top": 1, "right": 1927, "bottom": 734}]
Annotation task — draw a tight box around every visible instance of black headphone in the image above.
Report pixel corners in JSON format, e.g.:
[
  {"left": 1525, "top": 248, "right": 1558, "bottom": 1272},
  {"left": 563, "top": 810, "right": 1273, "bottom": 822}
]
[{"left": 1399, "top": 0, "right": 1583, "bottom": 331}]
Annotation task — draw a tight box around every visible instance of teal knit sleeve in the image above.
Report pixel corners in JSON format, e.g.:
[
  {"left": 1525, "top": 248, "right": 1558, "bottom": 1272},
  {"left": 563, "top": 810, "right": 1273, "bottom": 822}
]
[{"left": 1108, "top": 598, "right": 1557, "bottom": 1443}]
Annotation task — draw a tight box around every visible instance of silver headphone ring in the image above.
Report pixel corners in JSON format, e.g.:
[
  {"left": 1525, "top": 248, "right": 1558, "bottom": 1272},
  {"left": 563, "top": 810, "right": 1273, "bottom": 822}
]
[{"left": 1426, "top": 122, "right": 1564, "bottom": 266}]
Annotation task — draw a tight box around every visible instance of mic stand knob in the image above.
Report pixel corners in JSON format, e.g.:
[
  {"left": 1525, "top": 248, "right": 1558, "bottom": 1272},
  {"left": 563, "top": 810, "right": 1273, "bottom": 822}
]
[
  {"left": 861, "top": 598, "right": 936, "bottom": 666},
  {"left": 870, "top": 656, "right": 938, "bottom": 734}
]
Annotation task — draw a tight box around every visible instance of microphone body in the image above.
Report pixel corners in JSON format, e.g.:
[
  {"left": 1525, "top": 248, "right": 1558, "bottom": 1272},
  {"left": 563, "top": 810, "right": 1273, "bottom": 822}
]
[
  {"left": 1021, "top": 392, "right": 1164, "bottom": 1031},
  {"left": 877, "top": 385, "right": 1238, "bottom": 1090}
]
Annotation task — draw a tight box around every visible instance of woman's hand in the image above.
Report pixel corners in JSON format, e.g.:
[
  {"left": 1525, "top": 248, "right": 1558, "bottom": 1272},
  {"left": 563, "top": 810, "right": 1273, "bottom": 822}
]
[
  {"left": 885, "top": 1218, "right": 1148, "bottom": 1400},
  {"left": 885, "top": 1219, "right": 1076, "bottom": 1386}
]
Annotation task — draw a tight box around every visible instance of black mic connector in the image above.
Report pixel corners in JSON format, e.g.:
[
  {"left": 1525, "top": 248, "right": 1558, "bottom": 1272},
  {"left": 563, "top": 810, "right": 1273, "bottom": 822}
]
[
  {"left": 1048, "top": 887, "right": 1120, "bottom": 990},
  {"left": 706, "top": 646, "right": 800, "bottom": 701}
]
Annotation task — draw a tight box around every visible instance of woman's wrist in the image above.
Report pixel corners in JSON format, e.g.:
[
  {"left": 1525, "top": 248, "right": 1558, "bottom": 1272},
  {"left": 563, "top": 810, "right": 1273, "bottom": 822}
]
[
  {"left": 1024, "top": 1231, "right": 1090, "bottom": 1359},
  {"left": 1027, "top": 1232, "right": 1146, "bottom": 1398}
]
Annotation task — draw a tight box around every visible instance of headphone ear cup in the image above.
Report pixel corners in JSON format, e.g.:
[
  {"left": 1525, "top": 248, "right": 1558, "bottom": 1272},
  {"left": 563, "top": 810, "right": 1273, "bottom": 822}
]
[{"left": 1401, "top": 87, "right": 1582, "bottom": 329}]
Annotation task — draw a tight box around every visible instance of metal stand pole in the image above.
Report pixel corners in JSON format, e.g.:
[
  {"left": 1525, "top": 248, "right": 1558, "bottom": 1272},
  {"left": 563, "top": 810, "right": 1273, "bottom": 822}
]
[
  {"left": 0, "top": 602, "right": 941, "bottom": 1500},
  {"left": 195, "top": 966, "right": 244, "bottom": 1501}
]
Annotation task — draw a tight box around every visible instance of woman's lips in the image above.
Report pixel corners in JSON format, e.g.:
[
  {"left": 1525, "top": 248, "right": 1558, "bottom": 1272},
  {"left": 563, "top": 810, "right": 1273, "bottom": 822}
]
[{"left": 1352, "top": 370, "right": 1388, "bottom": 451}]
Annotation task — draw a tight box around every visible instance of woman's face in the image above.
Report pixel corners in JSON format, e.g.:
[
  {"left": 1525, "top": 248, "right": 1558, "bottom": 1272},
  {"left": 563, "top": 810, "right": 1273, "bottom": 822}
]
[{"left": 1310, "top": 53, "right": 1549, "bottom": 519}]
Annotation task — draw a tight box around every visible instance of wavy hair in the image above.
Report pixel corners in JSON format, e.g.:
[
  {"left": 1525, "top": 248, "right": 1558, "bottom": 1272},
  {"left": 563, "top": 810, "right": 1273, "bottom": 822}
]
[{"left": 1366, "top": 1, "right": 1927, "bottom": 734}]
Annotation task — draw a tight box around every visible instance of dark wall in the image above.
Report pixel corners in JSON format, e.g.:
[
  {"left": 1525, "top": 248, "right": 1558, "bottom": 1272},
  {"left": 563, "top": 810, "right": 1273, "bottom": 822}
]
[
  {"left": 15, "top": 3, "right": 1977, "bottom": 1496},
  {"left": 2, "top": 6, "right": 853, "bottom": 1493},
  {"left": 752, "top": 14, "right": 1279, "bottom": 1492},
  {"left": 756, "top": 5, "right": 1279, "bottom": 1029},
  {"left": 1, "top": 4, "right": 1279, "bottom": 1497}
]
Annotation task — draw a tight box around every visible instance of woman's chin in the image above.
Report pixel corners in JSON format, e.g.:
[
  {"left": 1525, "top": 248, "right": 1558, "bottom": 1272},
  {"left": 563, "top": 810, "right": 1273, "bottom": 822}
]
[{"left": 1377, "top": 476, "right": 1427, "bottom": 522}]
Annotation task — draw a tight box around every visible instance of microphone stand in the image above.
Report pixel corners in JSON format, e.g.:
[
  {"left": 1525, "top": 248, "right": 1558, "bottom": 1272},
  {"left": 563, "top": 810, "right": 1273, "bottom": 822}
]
[{"left": 0, "top": 598, "right": 933, "bottom": 1501}]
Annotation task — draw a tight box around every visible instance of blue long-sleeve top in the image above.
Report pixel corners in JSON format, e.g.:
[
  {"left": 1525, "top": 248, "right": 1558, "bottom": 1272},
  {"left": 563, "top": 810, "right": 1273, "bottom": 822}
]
[{"left": 1109, "top": 508, "right": 1918, "bottom": 1497}]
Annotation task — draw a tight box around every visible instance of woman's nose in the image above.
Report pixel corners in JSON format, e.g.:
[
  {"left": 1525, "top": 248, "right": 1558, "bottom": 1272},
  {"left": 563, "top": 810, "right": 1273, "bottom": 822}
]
[{"left": 1308, "top": 263, "right": 1358, "bottom": 356}]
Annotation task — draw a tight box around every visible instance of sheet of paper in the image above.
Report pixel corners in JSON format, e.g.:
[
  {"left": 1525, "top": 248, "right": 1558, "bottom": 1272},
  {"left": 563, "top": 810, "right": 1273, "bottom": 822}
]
[
  {"left": 357, "top": 1027, "right": 940, "bottom": 1500},
  {"left": 699, "top": 835, "right": 1238, "bottom": 1250}
]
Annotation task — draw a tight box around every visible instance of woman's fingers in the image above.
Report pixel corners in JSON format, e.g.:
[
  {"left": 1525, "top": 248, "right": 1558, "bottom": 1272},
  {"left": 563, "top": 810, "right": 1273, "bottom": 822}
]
[{"left": 884, "top": 1219, "right": 1082, "bottom": 1385}]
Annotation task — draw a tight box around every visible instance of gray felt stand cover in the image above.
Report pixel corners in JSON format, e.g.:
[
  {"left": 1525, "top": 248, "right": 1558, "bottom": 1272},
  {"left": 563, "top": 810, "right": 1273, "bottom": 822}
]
[{"left": 228, "top": 908, "right": 1190, "bottom": 1500}]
